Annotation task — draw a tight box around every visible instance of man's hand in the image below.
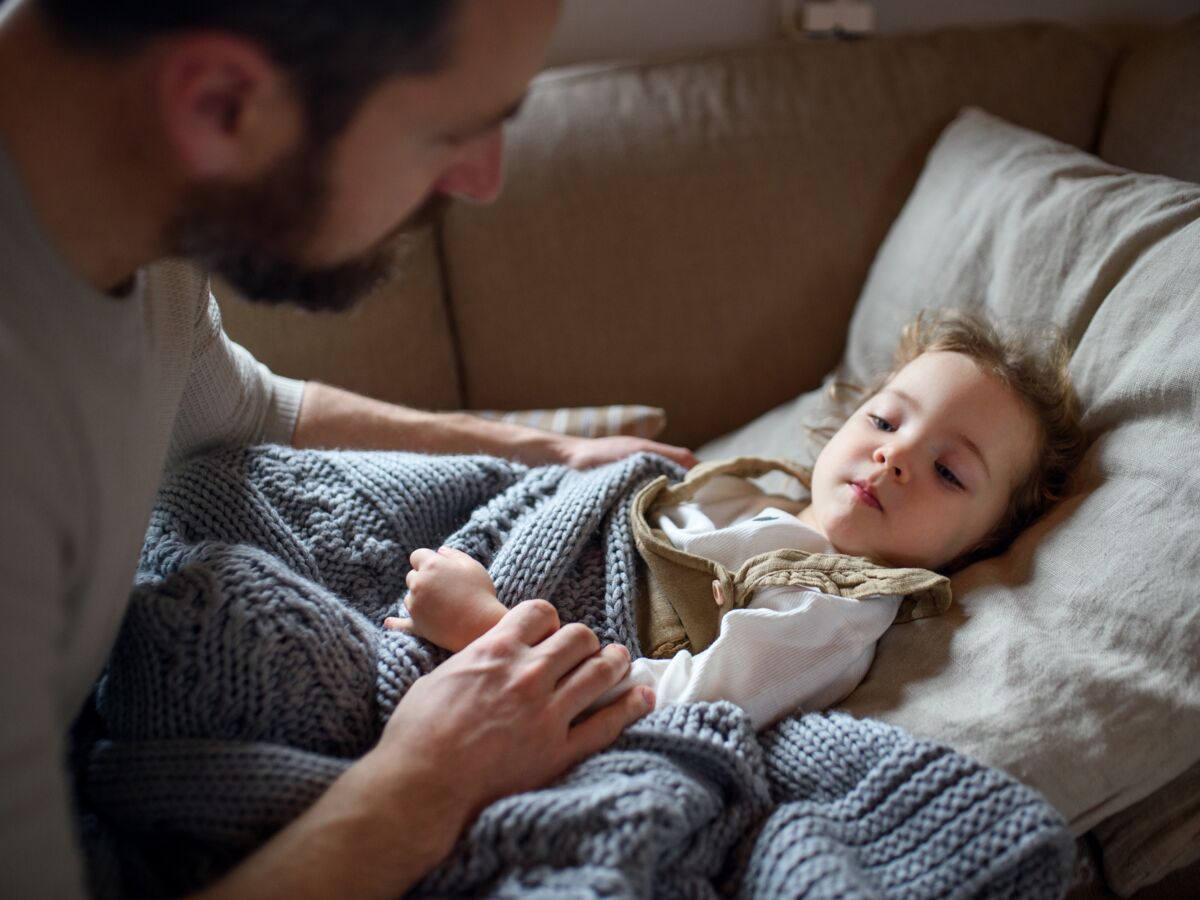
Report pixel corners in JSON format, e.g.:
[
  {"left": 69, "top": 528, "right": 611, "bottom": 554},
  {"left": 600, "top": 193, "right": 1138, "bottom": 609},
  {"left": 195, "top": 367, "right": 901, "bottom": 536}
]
[
  {"left": 293, "top": 383, "right": 697, "bottom": 471},
  {"left": 554, "top": 434, "right": 697, "bottom": 470},
  {"left": 385, "top": 547, "right": 507, "bottom": 652},
  {"left": 376, "top": 599, "right": 654, "bottom": 822},
  {"left": 199, "top": 600, "right": 652, "bottom": 900}
]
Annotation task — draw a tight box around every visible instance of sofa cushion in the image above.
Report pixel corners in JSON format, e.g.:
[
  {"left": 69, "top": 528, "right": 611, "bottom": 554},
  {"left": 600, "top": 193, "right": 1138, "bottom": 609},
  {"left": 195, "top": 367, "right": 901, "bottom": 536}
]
[
  {"left": 1099, "top": 16, "right": 1200, "bottom": 184},
  {"left": 441, "top": 24, "right": 1112, "bottom": 449},
  {"left": 1093, "top": 759, "right": 1200, "bottom": 895},
  {"left": 701, "top": 108, "right": 1200, "bottom": 886},
  {"left": 471, "top": 403, "right": 666, "bottom": 438},
  {"left": 214, "top": 228, "right": 463, "bottom": 411}
]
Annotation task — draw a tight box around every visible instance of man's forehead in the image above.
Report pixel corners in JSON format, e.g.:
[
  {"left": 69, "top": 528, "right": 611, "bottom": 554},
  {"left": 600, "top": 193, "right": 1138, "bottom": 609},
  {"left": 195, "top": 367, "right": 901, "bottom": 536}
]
[
  {"left": 393, "top": 0, "right": 555, "bottom": 122},
  {"left": 444, "top": 0, "right": 559, "bottom": 76}
]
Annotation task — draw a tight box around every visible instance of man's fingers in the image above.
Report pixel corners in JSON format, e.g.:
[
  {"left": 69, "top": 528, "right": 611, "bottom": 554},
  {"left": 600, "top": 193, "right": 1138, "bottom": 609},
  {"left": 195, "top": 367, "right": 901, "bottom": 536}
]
[
  {"left": 671, "top": 447, "right": 699, "bottom": 469},
  {"left": 493, "top": 598, "right": 560, "bottom": 646},
  {"left": 566, "top": 684, "right": 654, "bottom": 762},
  {"left": 651, "top": 442, "right": 697, "bottom": 469},
  {"left": 553, "top": 642, "right": 630, "bottom": 717},
  {"left": 533, "top": 622, "right": 604, "bottom": 684}
]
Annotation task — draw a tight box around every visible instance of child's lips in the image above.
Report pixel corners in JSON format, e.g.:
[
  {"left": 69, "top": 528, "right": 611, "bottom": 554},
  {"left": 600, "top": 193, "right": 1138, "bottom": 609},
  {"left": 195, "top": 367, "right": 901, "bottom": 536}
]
[{"left": 850, "top": 481, "right": 883, "bottom": 511}]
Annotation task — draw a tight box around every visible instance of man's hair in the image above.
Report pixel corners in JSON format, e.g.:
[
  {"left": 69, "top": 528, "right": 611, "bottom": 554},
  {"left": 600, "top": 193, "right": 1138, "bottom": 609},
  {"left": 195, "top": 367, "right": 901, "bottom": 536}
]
[
  {"left": 38, "top": 0, "right": 463, "bottom": 140},
  {"left": 884, "top": 310, "right": 1086, "bottom": 571}
]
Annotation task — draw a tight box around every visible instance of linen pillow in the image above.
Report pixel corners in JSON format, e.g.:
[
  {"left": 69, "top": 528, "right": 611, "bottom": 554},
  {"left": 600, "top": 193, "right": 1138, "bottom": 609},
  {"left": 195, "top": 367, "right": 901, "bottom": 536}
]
[
  {"left": 470, "top": 404, "right": 666, "bottom": 439},
  {"left": 700, "top": 108, "right": 1200, "bottom": 881}
]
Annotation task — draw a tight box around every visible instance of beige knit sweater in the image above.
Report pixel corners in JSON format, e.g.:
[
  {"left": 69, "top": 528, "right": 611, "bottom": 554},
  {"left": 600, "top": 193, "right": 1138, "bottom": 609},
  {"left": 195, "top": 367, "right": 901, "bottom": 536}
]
[{"left": 0, "top": 142, "right": 304, "bottom": 897}]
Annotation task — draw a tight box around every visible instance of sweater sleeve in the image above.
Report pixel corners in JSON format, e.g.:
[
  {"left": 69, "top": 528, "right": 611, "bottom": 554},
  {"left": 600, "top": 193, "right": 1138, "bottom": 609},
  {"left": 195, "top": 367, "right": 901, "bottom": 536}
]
[
  {"left": 167, "top": 291, "right": 305, "bottom": 466},
  {"left": 628, "top": 589, "right": 903, "bottom": 731},
  {"left": 0, "top": 347, "right": 88, "bottom": 897}
]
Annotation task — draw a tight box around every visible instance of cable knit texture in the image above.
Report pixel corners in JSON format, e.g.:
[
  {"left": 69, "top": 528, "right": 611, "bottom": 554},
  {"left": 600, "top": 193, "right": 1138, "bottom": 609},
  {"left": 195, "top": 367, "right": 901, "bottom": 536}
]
[{"left": 73, "top": 446, "right": 1073, "bottom": 898}]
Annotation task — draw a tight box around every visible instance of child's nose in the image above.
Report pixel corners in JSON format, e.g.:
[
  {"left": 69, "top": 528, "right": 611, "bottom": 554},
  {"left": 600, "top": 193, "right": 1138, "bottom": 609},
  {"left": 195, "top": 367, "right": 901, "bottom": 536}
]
[{"left": 874, "top": 445, "right": 909, "bottom": 484}]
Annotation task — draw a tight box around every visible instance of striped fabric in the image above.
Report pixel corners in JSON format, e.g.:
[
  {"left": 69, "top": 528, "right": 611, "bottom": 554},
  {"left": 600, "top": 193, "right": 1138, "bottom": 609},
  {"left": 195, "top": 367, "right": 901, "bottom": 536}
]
[{"left": 472, "top": 405, "right": 666, "bottom": 439}]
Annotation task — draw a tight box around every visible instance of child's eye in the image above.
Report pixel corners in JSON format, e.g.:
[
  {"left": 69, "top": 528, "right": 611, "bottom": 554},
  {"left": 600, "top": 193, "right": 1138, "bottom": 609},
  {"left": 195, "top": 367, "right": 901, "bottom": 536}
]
[
  {"left": 868, "top": 415, "right": 896, "bottom": 432},
  {"left": 936, "top": 462, "right": 964, "bottom": 490}
]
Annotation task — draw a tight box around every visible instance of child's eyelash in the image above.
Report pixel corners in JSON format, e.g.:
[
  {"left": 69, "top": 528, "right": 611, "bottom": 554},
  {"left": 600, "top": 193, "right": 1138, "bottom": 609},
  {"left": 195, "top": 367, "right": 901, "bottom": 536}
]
[
  {"left": 868, "top": 414, "right": 895, "bottom": 432},
  {"left": 936, "top": 462, "right": 964, "bottom": 489}
]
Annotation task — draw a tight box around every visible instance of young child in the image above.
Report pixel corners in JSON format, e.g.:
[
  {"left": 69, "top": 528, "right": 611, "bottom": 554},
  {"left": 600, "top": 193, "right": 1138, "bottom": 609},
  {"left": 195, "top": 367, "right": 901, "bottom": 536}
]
[{"left": 385, "top": 311, "right": 1085, "bottom": 729}]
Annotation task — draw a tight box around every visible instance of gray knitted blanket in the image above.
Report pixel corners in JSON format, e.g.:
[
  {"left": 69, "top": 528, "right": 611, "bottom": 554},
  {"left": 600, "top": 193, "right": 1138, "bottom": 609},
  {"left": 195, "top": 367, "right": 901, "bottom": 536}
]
[{"left": 73, "top": 446, "right": 1073, "bottom": 898}]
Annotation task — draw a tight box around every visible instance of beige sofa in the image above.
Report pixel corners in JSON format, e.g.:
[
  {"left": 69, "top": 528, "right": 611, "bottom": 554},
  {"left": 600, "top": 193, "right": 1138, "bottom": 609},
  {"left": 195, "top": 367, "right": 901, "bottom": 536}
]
[{"left": 217, "top": 18, "right": 1200, "bottom": 896}]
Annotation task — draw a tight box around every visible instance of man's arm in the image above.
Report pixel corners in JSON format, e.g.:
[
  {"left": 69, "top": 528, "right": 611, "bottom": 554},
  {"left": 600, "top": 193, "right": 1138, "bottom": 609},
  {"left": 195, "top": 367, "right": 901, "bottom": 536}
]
[
  {"left": 193, "top": 601, "right": 654, "bottom": 900},
  {"left": 178, "top": 287, "right": 694, "bottom": 470},
  {"left": 293, "top": 381, "right": 697, "bottom": 470}
]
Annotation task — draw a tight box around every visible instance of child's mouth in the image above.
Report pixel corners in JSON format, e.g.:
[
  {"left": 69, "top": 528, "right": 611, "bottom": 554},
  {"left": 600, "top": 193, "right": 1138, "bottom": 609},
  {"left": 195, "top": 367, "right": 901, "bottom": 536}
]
[{"left": 850, "top": 481, "right": 883, "bottom": 511}]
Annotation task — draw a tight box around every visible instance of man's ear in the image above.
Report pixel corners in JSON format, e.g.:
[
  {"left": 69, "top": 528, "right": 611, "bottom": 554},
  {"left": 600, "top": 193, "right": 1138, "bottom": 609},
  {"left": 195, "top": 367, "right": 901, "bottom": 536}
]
[{"left": 156, "top": 33, "right": 298, "bottom": 180}]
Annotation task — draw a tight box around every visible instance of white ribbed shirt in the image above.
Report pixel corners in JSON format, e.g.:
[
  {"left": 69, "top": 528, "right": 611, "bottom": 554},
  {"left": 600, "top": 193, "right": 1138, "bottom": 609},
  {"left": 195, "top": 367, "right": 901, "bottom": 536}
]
[
  {"left": 0, "top": 142, "right": 304, "bottom": 896},
  {"left": 624, "top": 475, "right": 901, "bottom": 731}
]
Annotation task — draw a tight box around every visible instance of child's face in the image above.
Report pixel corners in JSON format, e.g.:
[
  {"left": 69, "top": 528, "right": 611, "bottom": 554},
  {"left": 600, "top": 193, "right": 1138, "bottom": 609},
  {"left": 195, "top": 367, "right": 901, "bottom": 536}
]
[{"left": 804, "top": 351, "right": 1038, "bottom": 570}]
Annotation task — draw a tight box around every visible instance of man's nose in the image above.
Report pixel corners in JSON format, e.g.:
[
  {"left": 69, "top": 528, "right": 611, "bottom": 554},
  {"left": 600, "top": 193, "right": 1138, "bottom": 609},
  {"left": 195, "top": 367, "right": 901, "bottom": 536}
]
[
  {"left": 434, "top": 130, "right": 505, "bottom": 203},
  {"left": 874, "top": 444, "right": 909, "bottom": 484}
]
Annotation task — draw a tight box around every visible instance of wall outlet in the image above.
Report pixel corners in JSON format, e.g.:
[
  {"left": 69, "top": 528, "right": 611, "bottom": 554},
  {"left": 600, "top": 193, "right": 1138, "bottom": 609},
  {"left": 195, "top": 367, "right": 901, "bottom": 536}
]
[{"left": 785, "top": 1, "right": 876, "bottom": 37}]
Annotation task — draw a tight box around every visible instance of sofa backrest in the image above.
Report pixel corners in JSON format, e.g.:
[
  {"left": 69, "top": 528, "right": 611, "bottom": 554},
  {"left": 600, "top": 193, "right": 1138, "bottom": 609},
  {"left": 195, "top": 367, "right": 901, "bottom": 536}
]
[
  {"left": 437, "top": 23, "right": 1112, "bottom": 447},
  {"left": 215, "top": 229, "right": 464, "bottom": 412},
  {"left": 217, "top": 23, "right": 1114, "bottom": 445},
  {"left": 1099, "top": 15, "right": 1200, "bottom": 185}
]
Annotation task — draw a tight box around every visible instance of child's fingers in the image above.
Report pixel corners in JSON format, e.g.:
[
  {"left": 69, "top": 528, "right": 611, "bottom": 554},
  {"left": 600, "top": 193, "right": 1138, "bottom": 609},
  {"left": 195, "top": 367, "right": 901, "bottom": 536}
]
[
  {"left": 437, "top": 546, "right": 486, "bottom": 573},
  {"left": 436, "top": 547, "right": 493, "bottom": 584},
  {"left": 409, "top": 547, "right": 437, "bottom": 569},
  {"left": 384, "top": 616, "right": 416, "bottom": 635}
]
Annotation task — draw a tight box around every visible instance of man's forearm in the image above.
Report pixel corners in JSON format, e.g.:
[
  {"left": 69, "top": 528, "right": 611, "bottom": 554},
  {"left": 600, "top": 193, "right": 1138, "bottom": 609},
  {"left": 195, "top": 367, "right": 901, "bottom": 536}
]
[
  {"left": 191, "top": 746, "right": 466, "bottom": 900},
  {"left": 292, "top": 381, "right": 566, "bottom": 465},
  {"left": 194, "top": 599, "right": 654, "bottom": 900}
]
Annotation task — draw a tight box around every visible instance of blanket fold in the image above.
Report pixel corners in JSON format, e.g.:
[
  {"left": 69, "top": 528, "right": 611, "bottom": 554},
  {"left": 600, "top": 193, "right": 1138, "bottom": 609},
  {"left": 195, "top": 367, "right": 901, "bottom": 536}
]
[{"left": 74, "top": 446, "right": 1072, "bottom": 898}]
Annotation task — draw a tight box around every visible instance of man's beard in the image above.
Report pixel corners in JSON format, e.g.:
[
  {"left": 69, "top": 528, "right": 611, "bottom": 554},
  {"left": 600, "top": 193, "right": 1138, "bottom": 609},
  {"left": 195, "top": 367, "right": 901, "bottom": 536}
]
[{"left": 166, "top": 139, "right": 447, "bottom": 313}]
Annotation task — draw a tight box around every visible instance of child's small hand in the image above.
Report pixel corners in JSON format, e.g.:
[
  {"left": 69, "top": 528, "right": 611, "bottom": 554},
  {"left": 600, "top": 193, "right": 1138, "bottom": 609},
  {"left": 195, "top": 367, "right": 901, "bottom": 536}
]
[{"left": 384, "top": 546, "right": 508, "bottom": 652}]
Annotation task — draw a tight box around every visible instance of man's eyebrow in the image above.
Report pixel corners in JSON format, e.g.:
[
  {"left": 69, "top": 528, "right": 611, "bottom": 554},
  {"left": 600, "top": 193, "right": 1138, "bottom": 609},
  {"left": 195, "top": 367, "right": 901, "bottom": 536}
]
[{"left": 884, "top": 388, "right": 992, "bottom": 479}]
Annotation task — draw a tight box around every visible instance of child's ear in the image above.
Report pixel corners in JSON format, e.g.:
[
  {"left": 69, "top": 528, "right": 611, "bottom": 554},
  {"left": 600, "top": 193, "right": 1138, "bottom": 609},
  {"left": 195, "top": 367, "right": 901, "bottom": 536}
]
[{"left": 155, "top": 33, "right": 300, "bottom": 180}]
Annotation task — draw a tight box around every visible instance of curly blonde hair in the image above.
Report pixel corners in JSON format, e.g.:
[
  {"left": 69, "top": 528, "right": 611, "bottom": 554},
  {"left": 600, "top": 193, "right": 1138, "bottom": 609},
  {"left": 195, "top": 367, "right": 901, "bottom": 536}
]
[{"left": 817, "top": 310, "right": 1086, "bottom": 572}]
